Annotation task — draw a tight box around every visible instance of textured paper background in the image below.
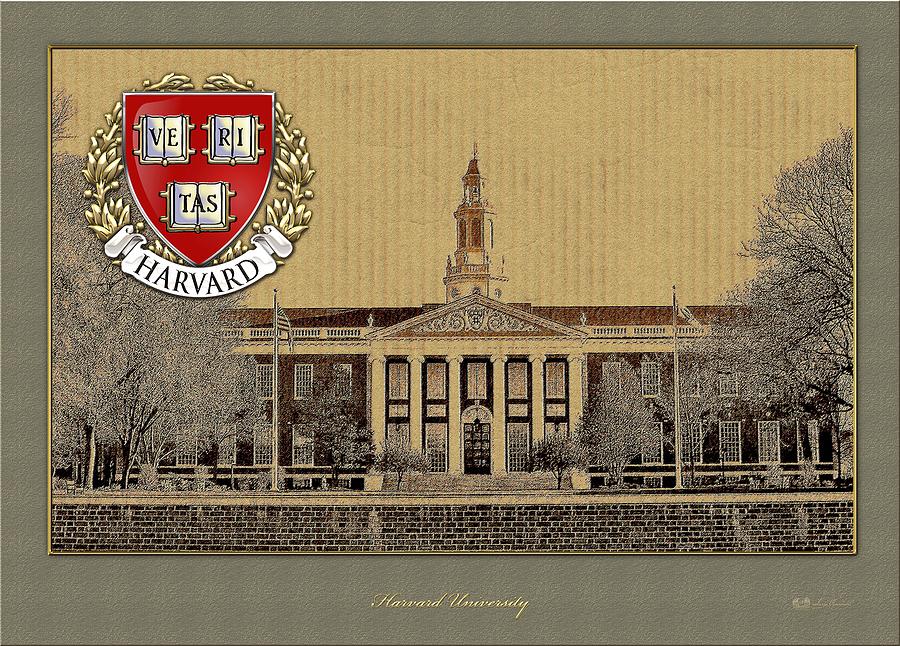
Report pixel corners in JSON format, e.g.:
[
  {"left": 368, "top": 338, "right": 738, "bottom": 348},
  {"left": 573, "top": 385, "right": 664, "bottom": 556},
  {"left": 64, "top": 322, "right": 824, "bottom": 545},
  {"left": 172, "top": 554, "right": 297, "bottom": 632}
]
[
  {"left": 52, "top": 49, "right": 854, "bottom": 309},
  {"left": 3, "top": 3, "right": 898, "bottom": 645}
]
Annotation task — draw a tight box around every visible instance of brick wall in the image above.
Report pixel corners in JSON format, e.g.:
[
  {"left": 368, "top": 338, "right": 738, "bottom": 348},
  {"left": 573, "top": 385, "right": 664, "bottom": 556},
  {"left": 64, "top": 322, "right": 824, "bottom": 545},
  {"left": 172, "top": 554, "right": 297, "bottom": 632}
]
[{"left": 50, "top": 492, "right": 853, "bottom": 553}]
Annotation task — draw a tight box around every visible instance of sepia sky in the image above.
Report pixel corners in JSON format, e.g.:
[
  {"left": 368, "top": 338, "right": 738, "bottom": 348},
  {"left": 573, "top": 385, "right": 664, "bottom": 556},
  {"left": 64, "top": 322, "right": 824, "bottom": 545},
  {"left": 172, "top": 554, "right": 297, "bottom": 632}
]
[{"left": 53, "top": 48, "right": 855, "bottom": 308}]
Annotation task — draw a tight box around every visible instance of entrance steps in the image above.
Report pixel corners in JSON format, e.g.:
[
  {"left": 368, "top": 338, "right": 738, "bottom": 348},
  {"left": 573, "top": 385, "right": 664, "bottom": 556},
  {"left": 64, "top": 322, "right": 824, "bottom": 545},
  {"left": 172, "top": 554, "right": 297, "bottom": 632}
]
[{"left": 381, "top": 472, "right": 567, "bottom": 492}]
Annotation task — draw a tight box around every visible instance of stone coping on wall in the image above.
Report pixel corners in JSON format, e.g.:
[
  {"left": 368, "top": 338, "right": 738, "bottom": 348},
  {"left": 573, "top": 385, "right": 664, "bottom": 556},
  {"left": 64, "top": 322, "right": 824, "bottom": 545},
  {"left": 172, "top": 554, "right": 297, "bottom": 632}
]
[{"left": 52, "top": 490, "right": 854, "bottom": 507}]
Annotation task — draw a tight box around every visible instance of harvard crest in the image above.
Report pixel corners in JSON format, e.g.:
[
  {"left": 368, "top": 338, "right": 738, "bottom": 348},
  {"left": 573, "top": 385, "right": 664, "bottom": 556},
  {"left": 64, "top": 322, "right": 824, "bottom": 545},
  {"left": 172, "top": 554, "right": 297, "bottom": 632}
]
[{"left": 83, "top": 73, "right": 314, "bottom": 297}]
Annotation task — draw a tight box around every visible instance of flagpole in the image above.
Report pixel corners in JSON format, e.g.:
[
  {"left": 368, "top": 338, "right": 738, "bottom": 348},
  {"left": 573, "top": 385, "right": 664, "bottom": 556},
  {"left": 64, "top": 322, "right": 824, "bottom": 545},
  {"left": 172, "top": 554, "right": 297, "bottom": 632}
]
[
  {"left": 271, "top": 288, "right": 280, "bottom": 492},
  {"left": 672, "top": 285, "right": 684, "bottom": 490}
]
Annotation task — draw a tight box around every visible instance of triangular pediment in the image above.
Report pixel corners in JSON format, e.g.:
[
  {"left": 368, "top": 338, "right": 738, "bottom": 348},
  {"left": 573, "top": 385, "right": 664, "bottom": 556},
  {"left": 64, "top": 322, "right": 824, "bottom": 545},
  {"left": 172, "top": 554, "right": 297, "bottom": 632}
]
[{"left": 370, "top": 294, "right": 585, "bottom": 339}]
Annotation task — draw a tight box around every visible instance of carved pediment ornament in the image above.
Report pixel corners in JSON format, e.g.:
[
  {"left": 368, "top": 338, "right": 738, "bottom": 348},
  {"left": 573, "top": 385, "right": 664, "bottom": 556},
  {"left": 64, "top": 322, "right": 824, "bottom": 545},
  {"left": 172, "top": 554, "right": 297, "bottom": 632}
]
[{"left": 416, "top": 304, "right": 538, "bottom": 334}]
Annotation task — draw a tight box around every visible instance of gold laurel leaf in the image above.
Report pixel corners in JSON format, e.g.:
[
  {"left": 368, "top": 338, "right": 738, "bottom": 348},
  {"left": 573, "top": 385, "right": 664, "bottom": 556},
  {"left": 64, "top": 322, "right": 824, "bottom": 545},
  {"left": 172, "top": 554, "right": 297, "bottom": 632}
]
[{"left": 203, "top": 73, "right": 255, "bottom": 92}]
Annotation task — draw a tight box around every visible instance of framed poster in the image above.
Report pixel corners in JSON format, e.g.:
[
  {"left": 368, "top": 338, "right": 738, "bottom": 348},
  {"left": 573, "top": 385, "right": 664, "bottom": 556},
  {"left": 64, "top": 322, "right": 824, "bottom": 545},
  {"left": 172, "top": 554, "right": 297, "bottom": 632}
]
[{"left": 2, "top": 2, "right": 898, "bottom": 644}]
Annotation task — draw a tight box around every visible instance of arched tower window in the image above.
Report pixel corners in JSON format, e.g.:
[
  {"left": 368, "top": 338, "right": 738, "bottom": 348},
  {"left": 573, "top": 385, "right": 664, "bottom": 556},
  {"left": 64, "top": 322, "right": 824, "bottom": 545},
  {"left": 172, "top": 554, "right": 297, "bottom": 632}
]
[
  {"left": 471, "top": 218, "right": 482, "bottom": 247},
  {"left": 457, "top": 219, "right": 467, "bottom": 248}
]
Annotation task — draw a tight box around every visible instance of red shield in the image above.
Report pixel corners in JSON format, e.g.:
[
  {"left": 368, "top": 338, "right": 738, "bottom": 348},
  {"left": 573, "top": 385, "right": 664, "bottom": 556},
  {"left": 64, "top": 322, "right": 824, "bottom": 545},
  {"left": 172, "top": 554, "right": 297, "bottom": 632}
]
[{"left": 123, "top": 92, "right": 275, "bottom": 266}]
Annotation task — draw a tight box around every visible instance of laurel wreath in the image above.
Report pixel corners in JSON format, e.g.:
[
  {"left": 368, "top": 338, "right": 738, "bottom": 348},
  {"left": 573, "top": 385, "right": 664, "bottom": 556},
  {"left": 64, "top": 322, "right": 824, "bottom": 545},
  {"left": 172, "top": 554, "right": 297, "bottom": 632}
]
[{"left": 82, "top": 72, "right": 314, "bottom": 265}]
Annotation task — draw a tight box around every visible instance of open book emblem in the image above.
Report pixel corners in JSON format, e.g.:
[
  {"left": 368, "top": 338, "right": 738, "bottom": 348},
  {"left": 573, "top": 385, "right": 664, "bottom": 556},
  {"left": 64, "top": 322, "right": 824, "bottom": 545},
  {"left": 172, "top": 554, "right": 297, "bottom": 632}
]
[{"left": 123, "top": 91, "right": 275, "bottom": 265}]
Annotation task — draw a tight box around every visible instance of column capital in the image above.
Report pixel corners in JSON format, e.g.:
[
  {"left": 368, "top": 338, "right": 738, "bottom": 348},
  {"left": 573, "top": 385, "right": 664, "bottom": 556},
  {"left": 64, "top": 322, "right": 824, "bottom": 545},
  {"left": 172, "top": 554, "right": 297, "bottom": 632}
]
[
  {"left": 368, "top": 354, "right": 385, "bottom": 365},
  {"left": 490, "top": 353, "right": 507, "bottom": 364},
  {"left": 529, "top": 353, "right": 547, "bottom": 364},
  {"left": 446, "top": 355, "right": 462, "bottom": 364},
  {"left": 408, "top": 355, "right": 425, "bottom": 364},
  {"left": 568, "top": 354, "right": 585, "bottom": 364}
]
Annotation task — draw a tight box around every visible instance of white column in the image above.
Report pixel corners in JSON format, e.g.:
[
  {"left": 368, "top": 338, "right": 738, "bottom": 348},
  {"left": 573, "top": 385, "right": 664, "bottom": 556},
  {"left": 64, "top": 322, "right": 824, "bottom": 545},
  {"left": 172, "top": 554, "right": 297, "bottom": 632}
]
[
  {"left": 568, "top": 355, "right": 585, "bottom": 433},
  {"left": 568, "top": 354, "right": 590, "bottom": 489},
  {"left": 369, "top": 355, "right": 386, "bottom": 451},
  {"left": 447, "top": 356, "right": 463, "bottom": 474},
  {"left": 530, "top": 354, "right": 546, "bottom": 444},
  {"left": 409, "top": 356, "right": 424, "bottom": 453},
  {"left": 491, "top": 354, "right": 507, "bottom": 475}
]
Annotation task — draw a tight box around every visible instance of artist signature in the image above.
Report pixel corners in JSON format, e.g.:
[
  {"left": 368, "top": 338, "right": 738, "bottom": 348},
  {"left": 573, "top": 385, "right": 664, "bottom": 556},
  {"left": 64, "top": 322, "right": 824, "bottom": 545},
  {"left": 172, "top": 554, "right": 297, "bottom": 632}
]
[{"left": 791, "top": 595, "right": 852, "bottom": 610}]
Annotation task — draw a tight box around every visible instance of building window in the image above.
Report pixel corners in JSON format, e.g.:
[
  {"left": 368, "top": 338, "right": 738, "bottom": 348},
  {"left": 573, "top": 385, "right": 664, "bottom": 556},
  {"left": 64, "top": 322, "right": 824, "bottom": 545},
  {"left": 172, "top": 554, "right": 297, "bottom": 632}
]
[
  {"left": 292, "top": 424, "right": 314, "bottom": 466},
  {"left": 545, "top": 360, "right": 567, "bottom": 399},
  {"left": 386, "top": 360, "right": 411, "bottom": 437},
  {"left": 388, "top": 361, "right": 409, "bottom": 400},
  {"left": 218, "top": 431, "right": 237, "bottom": 466},
  {"left": 641, "top": 362, "right": 660, "bottom": 397},
  {"left": 457, "top": 220, "right": 466, "bottom": 247},
  {"left": 544, "top": 421, "right": 569, "bottom": 438},
  {"left": 544, "top": 360, "right": 568, "bottom": 433},
  {"left": 425, "top": 361, "right": 447, "bottom": 400},
  {"left": 425, "top": 423, "right": 447, "bottom": 472},
  {"left": 758, "top": 421, "right": 780, "bottom": 463},
  {"left": 387, "top": 422, "right": 410, "bottom": 446},
  {"left": 719, "top": 421, "right": 741, "bottom": 463},
  {"left": 808, "top": 420, "right": 820, "bottom": 462},
  {"left": 294, "top": 364, "right": 313, "bottom": 399},
  {"left": 333, "top": 363, "right": 352, "bottom": 399},
  {"left": 506, "top": 360, "right": 531, "bottom": 425},
  {"left": 216, "top": 428, "right": 237, "bottom": 465},
  {"left": 175, "top": 433, "right": 197, "bottom": 467},
  {"left": 642, "top": 422, "right": 663, "bottom": 464},
  {"left": 682, "top": 423, "right": 702, "bottom": 463},
  {"left": 253, "top": 425, "right": 272, "bottom": 465},
  {"left": 601, "top": 361, "right": 621, "bottom": 392},
  {"left": 507, "top": 422, "right": 530, "bottom": 472},
  {"left": 256, "top": 364, "right": 273, "bottom": 399},
  {"left": 424, "top": 360, "right": 448, "bottom": 422},
  {"left": 688, "top": 373, "right": 702, "bottom": 397},
  {"left": 507, "top": 361, "right": 529, "bottom": 400},
  {"left": 466, "top": 361, "right": 488, "bottom": 400},
  {"left": 718, "top": 373, "right": 739, "bottom": 397},
  {"left": 470, "top": 218, "right": 482, "bottom": 247}
]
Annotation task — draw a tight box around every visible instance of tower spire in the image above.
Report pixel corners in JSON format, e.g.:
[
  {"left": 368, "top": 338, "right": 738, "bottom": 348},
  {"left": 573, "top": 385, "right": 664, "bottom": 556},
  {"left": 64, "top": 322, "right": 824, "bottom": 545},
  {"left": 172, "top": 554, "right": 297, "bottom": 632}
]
[{"left": 443, "top": 149, "right": 508, "bottom": 302}]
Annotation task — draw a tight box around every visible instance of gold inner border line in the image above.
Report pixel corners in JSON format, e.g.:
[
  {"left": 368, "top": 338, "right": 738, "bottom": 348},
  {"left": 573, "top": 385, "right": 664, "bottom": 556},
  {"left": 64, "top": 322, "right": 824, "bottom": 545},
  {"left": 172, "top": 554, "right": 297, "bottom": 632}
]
[{"left": 46, "top": 44, "right": 858, "bottom": 556}]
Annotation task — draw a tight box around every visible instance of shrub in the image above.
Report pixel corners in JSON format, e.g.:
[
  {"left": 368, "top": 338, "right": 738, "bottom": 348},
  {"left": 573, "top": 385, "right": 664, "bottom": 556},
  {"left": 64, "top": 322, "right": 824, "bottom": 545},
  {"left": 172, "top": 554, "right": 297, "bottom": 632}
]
[
  {"left": 254, "top": 471, "right": 272, "bottom": 491},
  {"left": 531, "top": 434, "right": 587, "bottom": 489},
  {"left": 797, "top": 459, "right": 820, "bottom": 488},
  {"left": 195, "top": 466, "right": 212, "bottom": 492},
  {"left": 762, "top": 464, "right": 786, "bottom": 489},
  {"left": 373, "top": 440, "right": 430, "bottom": 490},
  {"left": 137, "top": 464, "right": 160, "bottom": 490}
]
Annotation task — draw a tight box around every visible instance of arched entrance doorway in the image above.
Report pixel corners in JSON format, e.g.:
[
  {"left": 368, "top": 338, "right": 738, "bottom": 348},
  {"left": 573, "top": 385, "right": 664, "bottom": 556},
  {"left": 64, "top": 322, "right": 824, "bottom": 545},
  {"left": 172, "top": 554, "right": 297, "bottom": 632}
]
[{"left": 461, "top": 405, "right": 492, "bottom": 474}]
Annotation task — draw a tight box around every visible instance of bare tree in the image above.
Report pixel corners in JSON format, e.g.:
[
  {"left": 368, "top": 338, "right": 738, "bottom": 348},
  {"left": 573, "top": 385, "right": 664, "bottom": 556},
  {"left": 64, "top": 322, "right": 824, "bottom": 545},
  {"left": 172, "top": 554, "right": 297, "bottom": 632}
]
[
  {"left": 720, "top": 128, "right": 854, "bottom": 481},
  {"left": 292, "top": 376, "right": 373, "bottom": 485},
  {"left": 51, "top": 90, "right": 75, "bottom": 147},
  {"left": 576, "top": 364, "right": 656, "bottom": 487},
  {"left": 51, "top": 154, "right": 265, "bottom": 488},
  {"left": 655, "top": 341, "right": 729, "bottom": 487}
]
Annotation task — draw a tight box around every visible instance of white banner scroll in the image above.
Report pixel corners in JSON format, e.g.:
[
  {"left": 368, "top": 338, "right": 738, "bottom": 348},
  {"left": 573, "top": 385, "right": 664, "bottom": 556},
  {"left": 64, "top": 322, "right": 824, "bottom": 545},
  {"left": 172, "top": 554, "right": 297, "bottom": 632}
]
[{"left": 104, "top": 225, "right": 293, "bottom": 298}]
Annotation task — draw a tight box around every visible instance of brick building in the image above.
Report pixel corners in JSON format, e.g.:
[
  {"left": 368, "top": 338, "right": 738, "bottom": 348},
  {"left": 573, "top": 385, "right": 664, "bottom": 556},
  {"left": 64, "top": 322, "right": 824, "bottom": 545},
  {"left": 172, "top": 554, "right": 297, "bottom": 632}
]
[{"left": 212, "top": 152, "right": 835, "bottom": 490}]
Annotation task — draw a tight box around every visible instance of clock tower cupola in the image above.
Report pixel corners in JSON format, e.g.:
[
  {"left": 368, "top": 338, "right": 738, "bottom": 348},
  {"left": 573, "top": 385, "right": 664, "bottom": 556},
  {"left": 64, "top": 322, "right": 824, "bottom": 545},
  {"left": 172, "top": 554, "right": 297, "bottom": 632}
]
[{"left": 443, "top": 145, "right": 508, "bottom": 302}]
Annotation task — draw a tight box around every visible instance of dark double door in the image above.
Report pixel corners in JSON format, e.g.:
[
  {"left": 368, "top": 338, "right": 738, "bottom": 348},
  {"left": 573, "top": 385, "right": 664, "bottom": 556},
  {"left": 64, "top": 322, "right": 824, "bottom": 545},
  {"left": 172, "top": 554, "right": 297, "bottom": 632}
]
[{"left": 463, "top": 422, "right": 491, "bottom": 474}]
